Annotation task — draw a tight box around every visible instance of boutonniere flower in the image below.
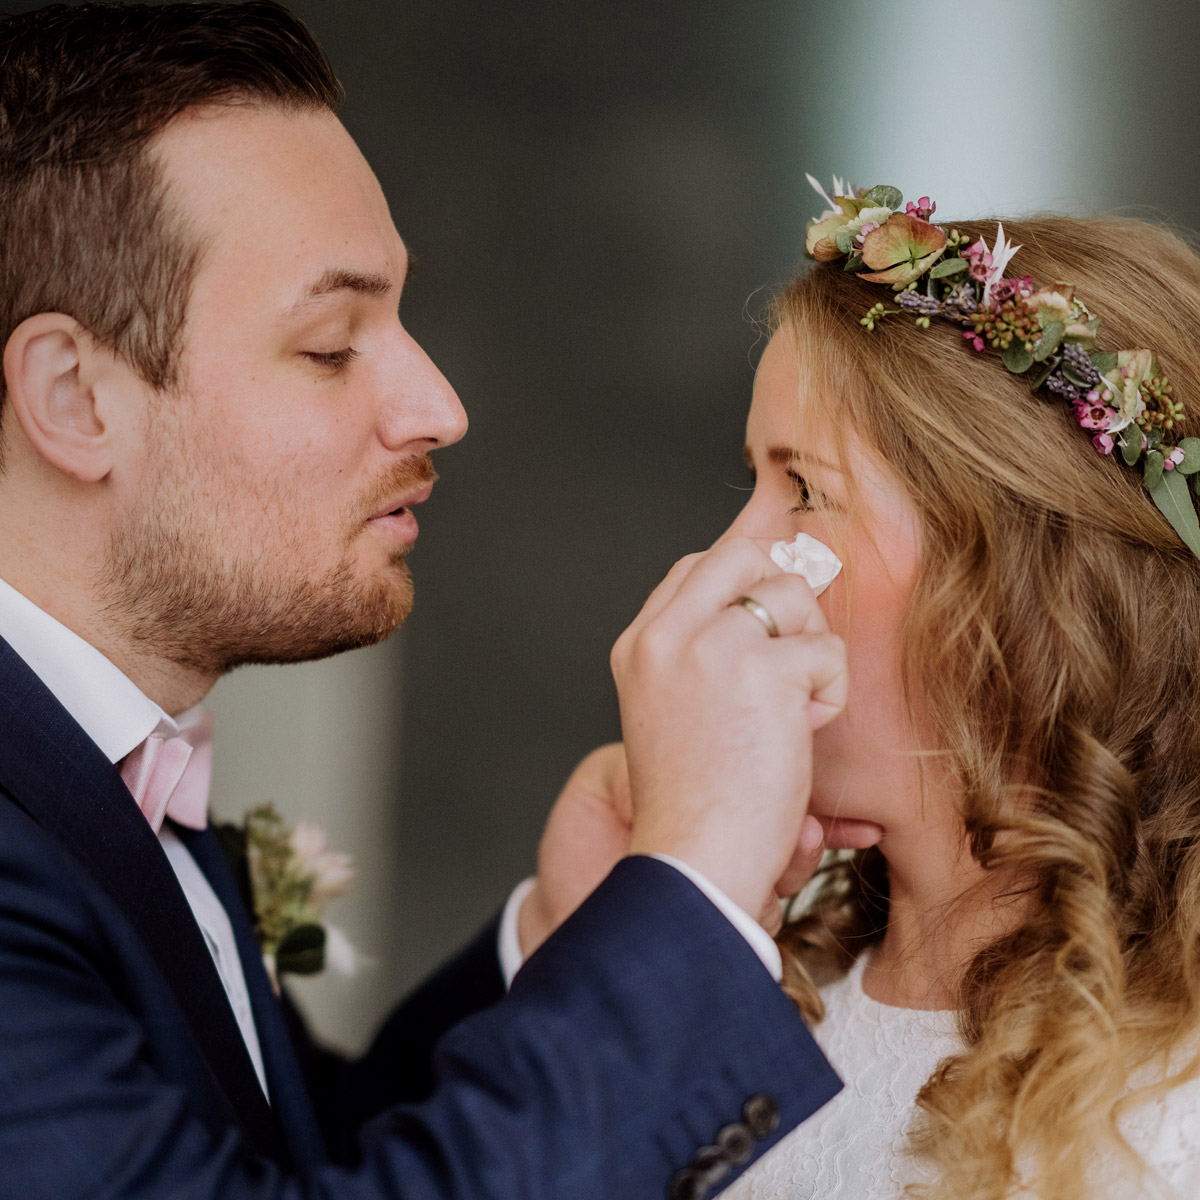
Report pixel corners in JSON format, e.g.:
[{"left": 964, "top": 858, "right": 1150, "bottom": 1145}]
[{"left": 214, "top": 803, "right": 356, "bottom": 993}]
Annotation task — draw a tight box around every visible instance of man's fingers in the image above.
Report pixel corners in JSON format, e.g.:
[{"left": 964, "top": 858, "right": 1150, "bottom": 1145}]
[
  {"left": 818, "top": 816, "right": 885, "bottom": 850},
  {"left": 771, "top": 631, "right": 847, "bottom": 724},
  {"left": 719, "top": 568, "right": 830, "bottom": 641},
  {"left": 774, "top": 814, "right": 825, "bottom": 896},
  {"left": 759, "top": 894, "right": 784, "bottom": 936},
  {"left": 640, "top": 538, "right": 802, "bottom": 640},
  {"left": 773, "top": 815, "right": 885, "bottom": 899}
]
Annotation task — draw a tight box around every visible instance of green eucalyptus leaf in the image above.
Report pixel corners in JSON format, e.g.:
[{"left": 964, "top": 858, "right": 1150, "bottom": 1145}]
[
  {"left": 275, "top": 923, "right": 326, "bottom": 977},
  {"left": 929, "top": 257, "right": 967, "bottom": 279},
  {"left": 1119, "top": 426, "right": 1143, "bottom": 467},
  {"left": 843, "top": 253, "right": 864, "bottom": 272},
  {"left": 1032, "top": 321, "right": 1065, "bottom": 362},
  {"left": 863, "top": 184, "right": 903, "bottom": 210},
  {"left": 1028, "top": 359, "right": 1059, "bottom": 391},
  {"left": 1193, "top": 472, "right": 1200, "bottom": 497},
  {"left": 1090, "top": 350, "right": 1118, "bottom": 374},
  {"left": 1146, "top": 425, "right": 1163, "bottom": 451},
  {"left": 1002, "top": 342, "right": 1034, "bottom": 374},
  {"left": 1144, "top": 449, "right": 1165, "bottom": 491},
  {"left": 1150, "top": 469, "right": 1200, "bottom": 559},
  {"left": 835, "top": 227, "right": 857, "bottom": 254},
  {"left": 1178, "top": 437, "right": 1200, "bottom": 474}
]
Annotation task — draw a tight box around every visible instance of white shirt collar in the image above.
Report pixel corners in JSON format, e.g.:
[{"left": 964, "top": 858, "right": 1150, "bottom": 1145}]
[{"left": 0, "top": 575, "right": 184, "bottom": 764}]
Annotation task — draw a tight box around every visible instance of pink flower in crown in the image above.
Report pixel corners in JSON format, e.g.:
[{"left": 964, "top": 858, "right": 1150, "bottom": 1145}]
[
  {"left": 1165, "top": 447, "right": 1186, "bottom": 471},
  {"left": 962, "top": 237, "right": 993, "bottom": 282},
  {"left": 963, "top": 329, "right": 986, "bottom": 352},
  {"left": 1073, "top": 401, "right": 1116, "bottom": 431},
  {"left": 959, "top": 225, "right": 1025, "bottom": 303},
  {"left": 905, "top": 196, "right": 936, "bottom": 221},
  {"left": 1092, "top": 433, "right": 1115, "bottom": 455},
  {"left": 855, "top": 220, "right": 880, "bottom": 245},
  {"left": 990, "top": 278, "right": 1019, "bottom": 303},
  {"left": 990, "top": 274, "right": 1036, "bottom": 304}
]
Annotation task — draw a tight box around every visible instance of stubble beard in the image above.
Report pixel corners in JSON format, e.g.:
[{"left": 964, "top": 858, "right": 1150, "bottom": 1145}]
[{"left": 100, "top": 449, "right": 430, "bottom": 677}]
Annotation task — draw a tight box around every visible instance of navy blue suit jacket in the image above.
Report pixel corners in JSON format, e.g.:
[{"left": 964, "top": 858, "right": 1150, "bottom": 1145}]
[{"left": 0, "top": 637, "right": 841, "bottom": 1198}]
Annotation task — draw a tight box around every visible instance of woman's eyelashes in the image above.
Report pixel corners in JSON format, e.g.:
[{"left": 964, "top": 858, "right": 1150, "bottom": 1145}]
[
  {"left": 303, "top": 346, "right": 360, "bottom": 371},
  {"left": 743, "top": 463, "right": 826, "bottom": 515},
  {"left": 787, "top": 468, "right": 817, "bottom": 514}
]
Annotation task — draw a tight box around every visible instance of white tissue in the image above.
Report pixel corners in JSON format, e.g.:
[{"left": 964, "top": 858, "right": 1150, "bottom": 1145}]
[{"left": 770, "top": 532, "right": 842, "bottom": 596}]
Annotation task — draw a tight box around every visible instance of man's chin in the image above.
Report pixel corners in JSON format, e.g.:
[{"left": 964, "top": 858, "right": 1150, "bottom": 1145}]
[{"left": 171, "top": 561, "right": 416, "bottom": 674}]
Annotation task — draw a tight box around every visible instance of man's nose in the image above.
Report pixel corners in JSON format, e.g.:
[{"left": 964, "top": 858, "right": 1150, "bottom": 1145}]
[{"left": 379, "top": 335, "right": 469, "bottom": 451}]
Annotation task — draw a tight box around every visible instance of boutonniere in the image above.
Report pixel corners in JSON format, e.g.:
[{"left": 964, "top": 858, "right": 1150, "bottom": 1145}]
[{"left": 214, "top": 803, "right": 356, "bottom": 993}]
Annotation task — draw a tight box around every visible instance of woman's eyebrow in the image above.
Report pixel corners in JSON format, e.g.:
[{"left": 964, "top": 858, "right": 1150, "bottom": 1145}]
[{"left": 766, "top": 445, "right": 842, "bottom": 473}]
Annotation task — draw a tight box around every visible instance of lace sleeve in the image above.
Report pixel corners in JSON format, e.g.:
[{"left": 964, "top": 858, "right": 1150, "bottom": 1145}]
[{"left": 1118, "top": 1069, "right": 1200, "bottom": 1197}]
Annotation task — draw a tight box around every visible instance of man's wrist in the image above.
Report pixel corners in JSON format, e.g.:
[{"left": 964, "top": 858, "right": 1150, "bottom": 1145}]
[
  {"left": 499, "top": 860, "right": 783, "bottom": 988},
  {"left": 643, "top": 853, "right": 783, "bottom": 981},
  {"left": 628, "top": 826, "right": 771, "bottom": 919}
]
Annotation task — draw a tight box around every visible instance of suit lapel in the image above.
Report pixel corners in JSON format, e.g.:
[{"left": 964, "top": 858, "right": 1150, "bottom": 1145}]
[
  {"left": 0, "top": 638, "right": 290, "bottom": 1165},
  {"left": 179, "top": 824, "right": 328, "bottom": 1173}
]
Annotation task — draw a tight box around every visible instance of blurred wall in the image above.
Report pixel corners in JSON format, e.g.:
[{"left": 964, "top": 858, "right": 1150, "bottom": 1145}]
[
  {"left": 316, "top": 0, "right": 1200, "bottom": 1050},
  {"left": 9, "top": 0, "right": 1200, "bottom": 1050}
]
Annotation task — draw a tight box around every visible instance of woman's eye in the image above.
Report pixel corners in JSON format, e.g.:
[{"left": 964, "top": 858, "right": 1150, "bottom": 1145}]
[
  {"left": 787, "top": 469, "right": 814, "bottom": 514},
  {"left": 303, "top": 347, "right": 360, "bottom": 371}
]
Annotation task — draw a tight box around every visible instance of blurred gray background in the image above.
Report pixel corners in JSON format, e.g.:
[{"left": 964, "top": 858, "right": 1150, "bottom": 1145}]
[{"left": 12, "top": 0, "right": 1200, "bottom": 1050}]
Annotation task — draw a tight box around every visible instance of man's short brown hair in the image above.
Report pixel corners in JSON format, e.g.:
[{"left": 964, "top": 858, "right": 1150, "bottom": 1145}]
[{"left": 0, "top": 1, "right": 343, "bottom": 416}]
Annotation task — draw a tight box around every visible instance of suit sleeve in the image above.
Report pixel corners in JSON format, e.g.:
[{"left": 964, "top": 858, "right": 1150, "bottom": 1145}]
[
  {"left": 0, "top": 804, "right": 840, "bottom": 1200},
  {"left": 283, "top": 915, "right": 506, "bottom": 1162}
]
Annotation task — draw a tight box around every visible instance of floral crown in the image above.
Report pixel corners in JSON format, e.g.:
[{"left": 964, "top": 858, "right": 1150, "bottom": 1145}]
[{"left": 804, "top": 175, "right": 1200, "bottom": 558}]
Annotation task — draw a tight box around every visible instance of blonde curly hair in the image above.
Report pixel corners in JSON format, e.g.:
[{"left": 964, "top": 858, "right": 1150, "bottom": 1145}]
[{"left": 773, "top": 215, "right": 1200, "bottom": 1200}]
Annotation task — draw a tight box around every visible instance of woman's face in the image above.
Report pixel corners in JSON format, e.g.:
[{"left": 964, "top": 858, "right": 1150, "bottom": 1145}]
[{"left": 722, "top": 331, "right": 929, "bottom": 830}]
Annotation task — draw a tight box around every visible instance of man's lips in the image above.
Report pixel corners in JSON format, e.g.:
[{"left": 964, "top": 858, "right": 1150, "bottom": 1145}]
[{"left": 368, "top": 482, "right": 434, "bottom": 521}]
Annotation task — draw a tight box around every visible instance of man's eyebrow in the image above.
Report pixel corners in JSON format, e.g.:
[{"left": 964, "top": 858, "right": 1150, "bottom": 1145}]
[{"left": 284, "top": 262, "right": 414, "bottom": 316}]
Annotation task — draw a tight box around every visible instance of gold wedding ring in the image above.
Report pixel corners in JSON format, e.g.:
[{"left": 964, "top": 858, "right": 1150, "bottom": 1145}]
[{"left": 730, "top": 594, "right": 780, "bottom": 638}]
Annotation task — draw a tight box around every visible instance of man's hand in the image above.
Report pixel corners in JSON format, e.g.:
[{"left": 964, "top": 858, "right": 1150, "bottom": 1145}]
[
  {"left": 518, "top": 538, "right": 880, "bottom": 959},
  {"left": 612, "top": 538, "right": 847, "bottom": 921},
  {"left": 520, "top": 738, "right": 882, "bottom": 955},
  {"left": 518, "top": 743, "right": 631, "bottom": 957}
]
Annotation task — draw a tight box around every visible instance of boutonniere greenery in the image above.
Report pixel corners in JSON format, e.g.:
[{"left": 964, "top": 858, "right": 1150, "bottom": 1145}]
[{"left": 214, "top": 803, "right": 356, "bottom": 992}]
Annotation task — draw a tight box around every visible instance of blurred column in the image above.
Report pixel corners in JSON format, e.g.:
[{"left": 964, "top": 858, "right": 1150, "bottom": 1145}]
[
  {"left": 783, "top": 1, "right": 1150, "bottom": 218},
  {"left": 206, "top": 641, "right": 406, "bottom": 1051}
]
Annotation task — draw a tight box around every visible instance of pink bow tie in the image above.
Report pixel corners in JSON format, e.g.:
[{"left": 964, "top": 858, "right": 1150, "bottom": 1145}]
[{"left": 118, "top": 712, "right": 214, "bottom": 833}]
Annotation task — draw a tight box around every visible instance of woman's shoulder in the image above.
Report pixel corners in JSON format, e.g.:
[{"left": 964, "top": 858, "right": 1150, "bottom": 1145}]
[{"left": 1117, "top": 1056, "right": 1200, "bottom": 1195}]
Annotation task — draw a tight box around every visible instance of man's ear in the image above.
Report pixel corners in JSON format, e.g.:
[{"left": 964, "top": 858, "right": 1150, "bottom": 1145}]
[{"left": 2, "top": 312, "right": 128, "bottom": 482}]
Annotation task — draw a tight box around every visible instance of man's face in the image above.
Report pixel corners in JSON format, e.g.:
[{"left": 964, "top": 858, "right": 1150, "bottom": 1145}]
[{"left": 102, "top": 104, "right": 466, "bottom": 674}]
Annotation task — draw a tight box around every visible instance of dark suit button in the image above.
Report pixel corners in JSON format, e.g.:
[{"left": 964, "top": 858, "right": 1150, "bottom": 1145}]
[
  {"left": 668, "top": 1167, "right": 707, "bottom": 1200},
  {"left": 716, "top": 1121, "right": 755, "bottom": 1164},
  {"left": 691, "top": 1144, "right": 730, "bottom": 1186},
  {"left": 743, "top": 1093, "right": 780, "bottom": 1138}
]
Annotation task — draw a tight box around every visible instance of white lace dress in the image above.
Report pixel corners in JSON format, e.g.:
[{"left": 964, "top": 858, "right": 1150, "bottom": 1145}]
[{"left": 721, "top": 953, "right": 1200, "bottom": 1200}]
